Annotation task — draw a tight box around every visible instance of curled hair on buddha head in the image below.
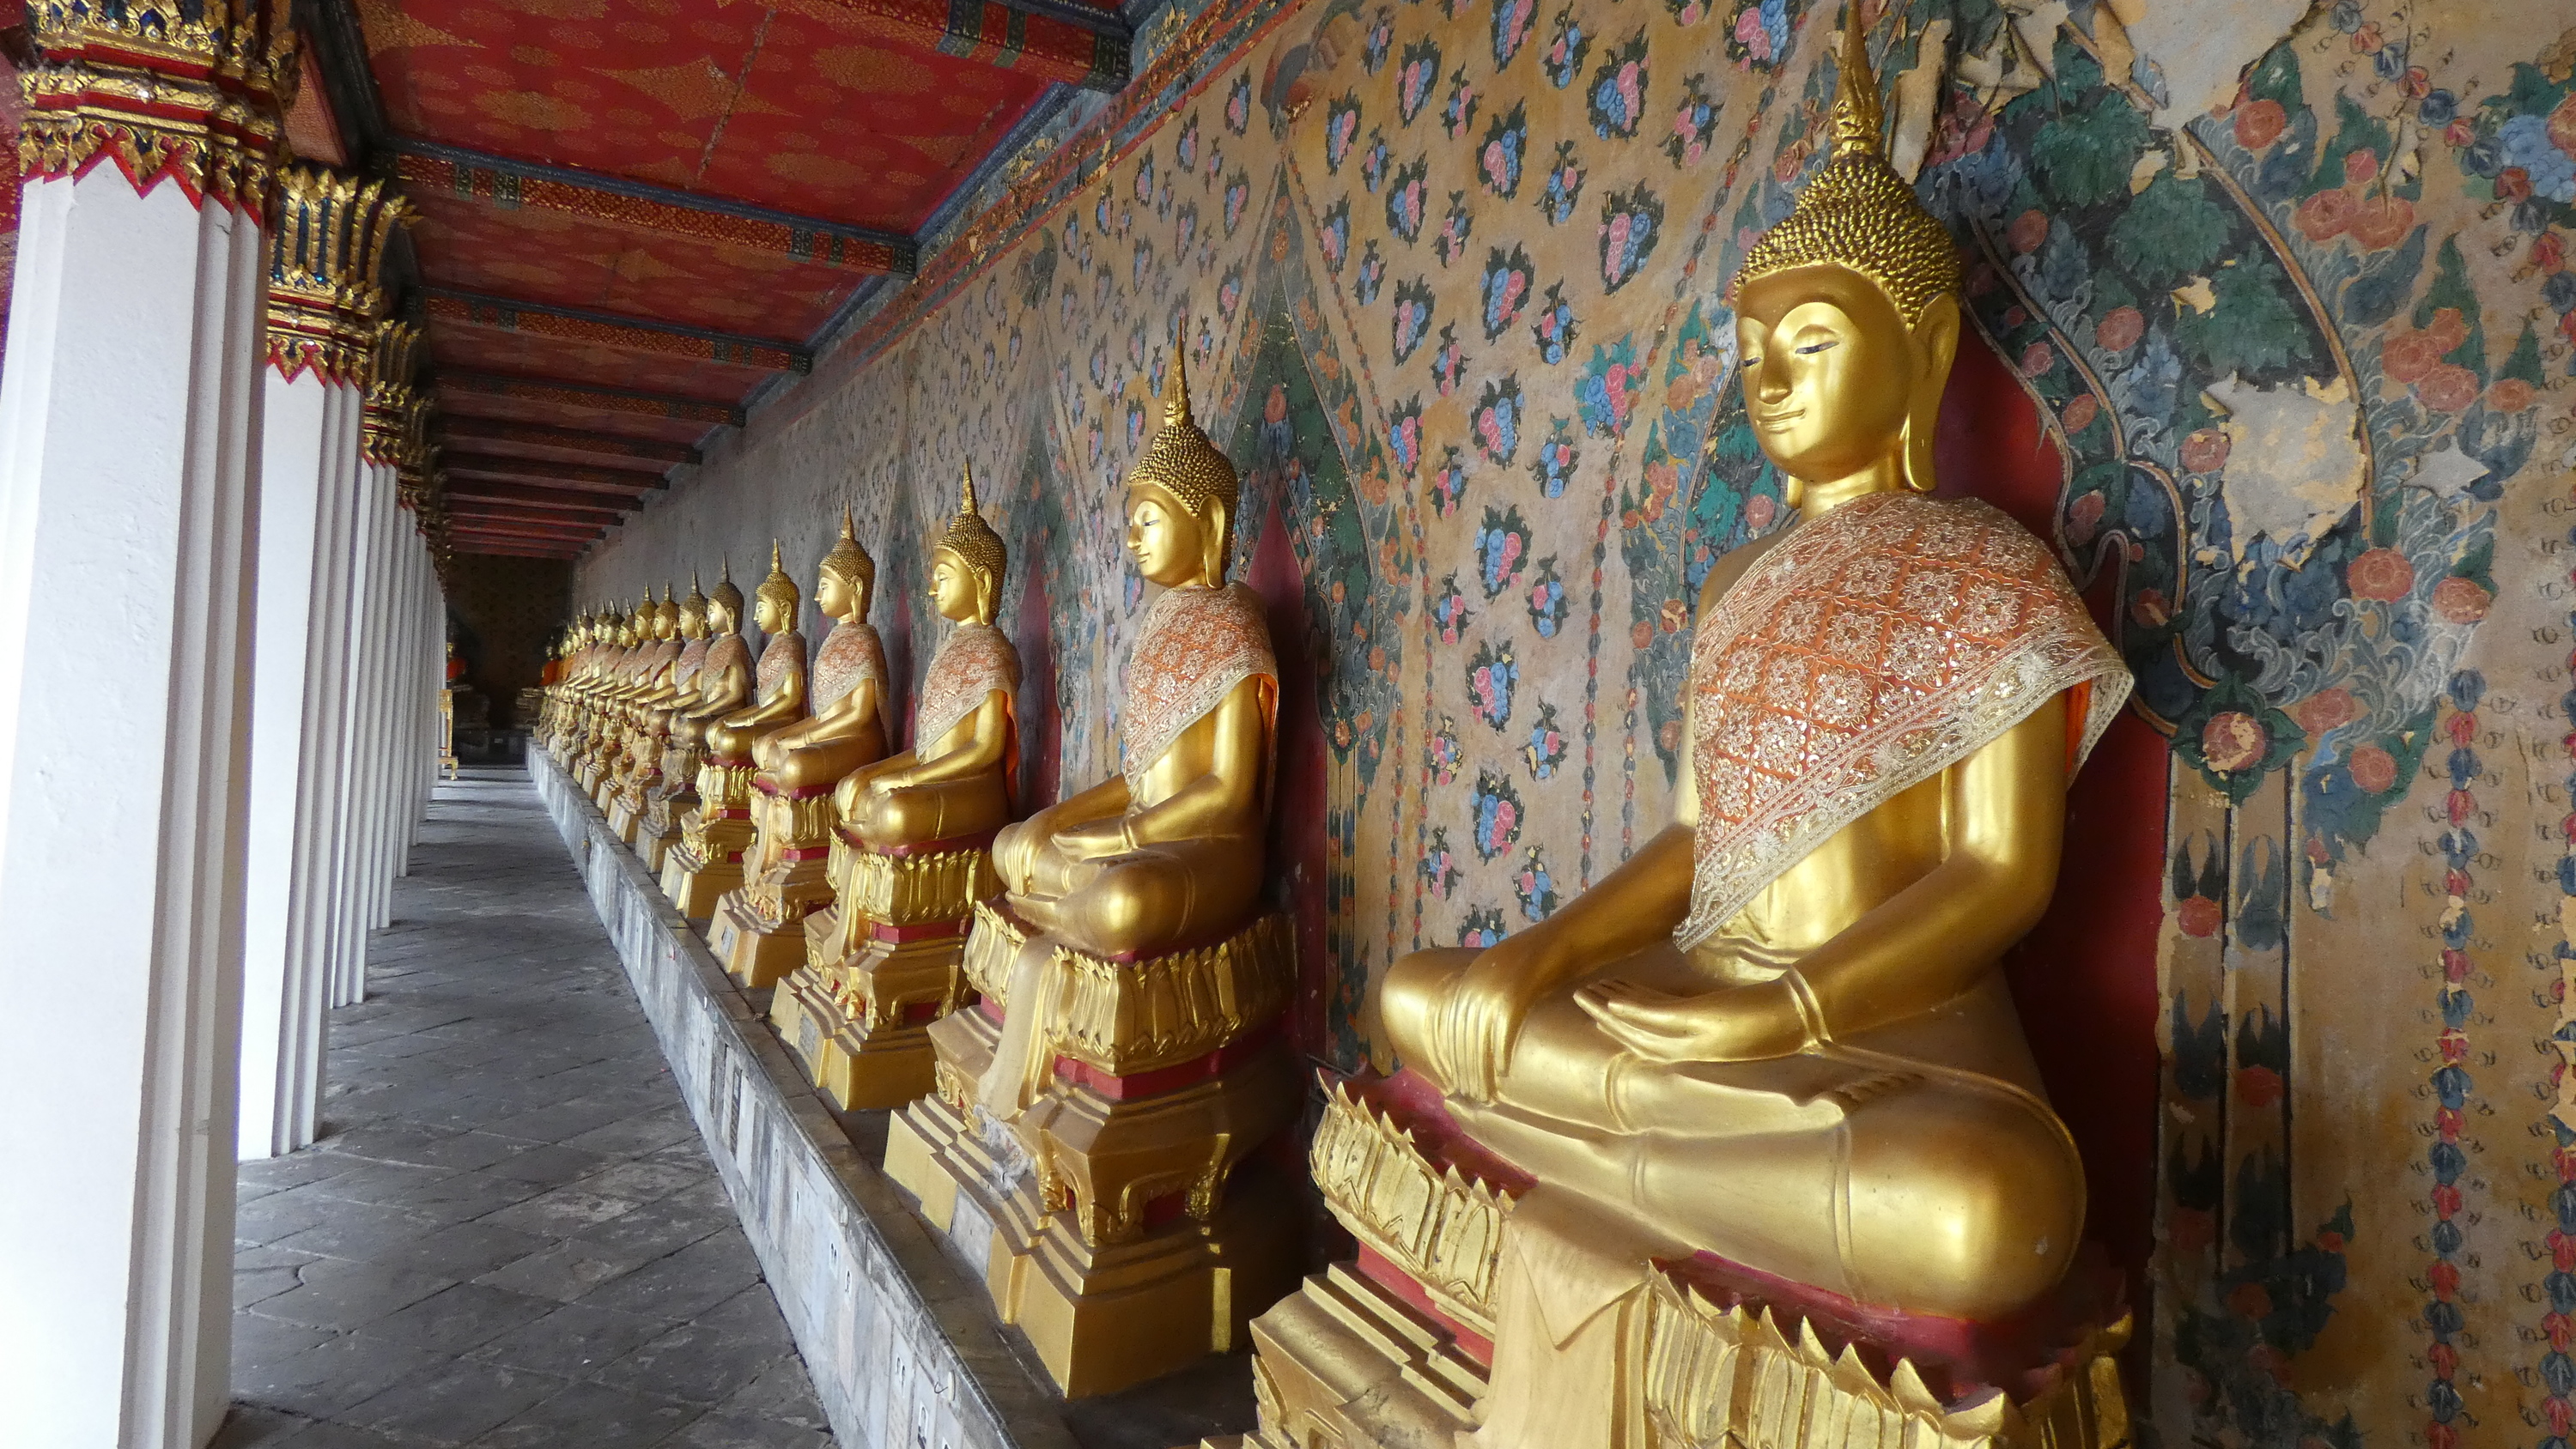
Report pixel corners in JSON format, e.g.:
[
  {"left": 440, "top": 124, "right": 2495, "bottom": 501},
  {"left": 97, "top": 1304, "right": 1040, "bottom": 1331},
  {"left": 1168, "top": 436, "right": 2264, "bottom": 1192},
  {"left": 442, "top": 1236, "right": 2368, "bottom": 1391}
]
[
  {"left": 819, "top": 505, "right": 875, "bottom": 610},
  {"left": 755, "top": 539, "right": 800, "bottom": 621},
  {"left": 934, "top": 462, "right": 1009, "bottom": 616},
  {"left": 1735, "top": 12, "right": 1964, "bottom": 494},
  {"left": 708, "top": 559, "right": 745, "bottom": 629},
  {"left": 1124, "top": 338, "right": 1240, "bottom": 582}
]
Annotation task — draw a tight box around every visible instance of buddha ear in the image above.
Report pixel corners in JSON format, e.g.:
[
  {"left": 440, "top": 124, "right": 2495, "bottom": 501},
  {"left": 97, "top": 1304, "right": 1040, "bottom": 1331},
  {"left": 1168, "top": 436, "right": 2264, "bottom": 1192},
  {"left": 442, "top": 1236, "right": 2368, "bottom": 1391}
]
[
  {"left": 1899, "top": 294, "right": 1961, "bottom": 494},
  {"left": 1202, "top": 498, "right": 1234, "bottom": 584}
]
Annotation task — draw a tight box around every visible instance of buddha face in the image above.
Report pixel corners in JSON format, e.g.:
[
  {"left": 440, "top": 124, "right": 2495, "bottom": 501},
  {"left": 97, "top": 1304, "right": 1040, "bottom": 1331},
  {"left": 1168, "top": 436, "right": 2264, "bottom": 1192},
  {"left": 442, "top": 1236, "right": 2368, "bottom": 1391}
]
[
  {"left": 930, "top": 553, "right": 981, "bottom": 623},
  {"left": 1735, "top": 264, "right": 1957, "bottom": 501},
  {"left": 754, "top": 593, "right": 790, "bottom": 636},
  {"left": 817, "top": 567, "right": 863, "bottom": 621},
  {"left": 708, "top": 599, "right": 736, "bottom": 635},
  {"left": 1126, "top": 488, "right": 1206, "bottom": 588}
]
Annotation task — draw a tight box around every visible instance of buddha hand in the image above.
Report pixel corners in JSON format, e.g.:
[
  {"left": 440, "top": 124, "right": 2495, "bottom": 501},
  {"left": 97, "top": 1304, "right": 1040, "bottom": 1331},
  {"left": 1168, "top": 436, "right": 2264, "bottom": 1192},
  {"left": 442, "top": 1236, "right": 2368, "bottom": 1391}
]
[
  {"left": 1429, "top": 931, "right": 1570, "bottom": 1104},
  {"left": 1573, "top": 975, "right": 1811, "bottom": 1064}
]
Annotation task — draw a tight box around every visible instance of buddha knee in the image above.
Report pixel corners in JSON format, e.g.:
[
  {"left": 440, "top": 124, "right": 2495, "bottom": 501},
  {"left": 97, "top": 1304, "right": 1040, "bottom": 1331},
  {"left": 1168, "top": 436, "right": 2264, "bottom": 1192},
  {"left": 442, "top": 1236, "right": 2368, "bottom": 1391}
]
[
  {"left": 1072, "top": 872, "right": 1160, "bottom": 956},
  {"left": 1844, "top": 1096, "right": 2084, "bottom": 1320},
  {"left": 1374, "top": 949, "right": 1467, "bottom": 1076}
]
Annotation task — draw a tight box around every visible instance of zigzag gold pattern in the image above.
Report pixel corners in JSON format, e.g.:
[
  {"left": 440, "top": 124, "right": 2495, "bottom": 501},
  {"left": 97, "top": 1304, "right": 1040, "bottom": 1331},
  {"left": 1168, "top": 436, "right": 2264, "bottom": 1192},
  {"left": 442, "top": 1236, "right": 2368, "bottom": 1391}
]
[
  {"left": 1309, "top": 1079, "right": 1517, "bottom": 1338},
  {"left": 1042, "top": 912, "right": 1293, "bottom": 1076},
  {"left": 18, "top": 0, "right": 297, "bottom": 215}
]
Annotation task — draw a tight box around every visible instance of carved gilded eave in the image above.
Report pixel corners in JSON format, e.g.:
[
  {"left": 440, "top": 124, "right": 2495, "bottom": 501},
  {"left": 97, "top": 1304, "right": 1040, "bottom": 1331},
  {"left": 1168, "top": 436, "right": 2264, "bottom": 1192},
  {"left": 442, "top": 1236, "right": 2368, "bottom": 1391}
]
[
  {"left": 267, "top": 167, "right": 412, "bottom": 386},
  {"left": 16, "top": 0, "right": 296, "bottom": 215}
]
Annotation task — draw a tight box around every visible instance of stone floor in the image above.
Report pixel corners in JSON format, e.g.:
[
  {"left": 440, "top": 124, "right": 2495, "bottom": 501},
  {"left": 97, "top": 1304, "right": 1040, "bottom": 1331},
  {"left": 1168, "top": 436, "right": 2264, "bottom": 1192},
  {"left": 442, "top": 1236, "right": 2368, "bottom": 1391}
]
[{"left": 216, "top": 767, "right": 835, "bottom": 1449}]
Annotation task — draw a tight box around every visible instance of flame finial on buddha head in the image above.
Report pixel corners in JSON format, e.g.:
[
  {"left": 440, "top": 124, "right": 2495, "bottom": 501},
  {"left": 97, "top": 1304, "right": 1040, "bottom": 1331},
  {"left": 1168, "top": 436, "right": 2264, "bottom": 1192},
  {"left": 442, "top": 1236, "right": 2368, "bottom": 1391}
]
[
  {"left": 820, "top": 506, "right": 875, "bottom": 603},
  {"left": 755, "top": 539, "right": 800, "bottom": 620},
  {"left": 934, "top": 463, "right": 1009, "bottom": 601}
]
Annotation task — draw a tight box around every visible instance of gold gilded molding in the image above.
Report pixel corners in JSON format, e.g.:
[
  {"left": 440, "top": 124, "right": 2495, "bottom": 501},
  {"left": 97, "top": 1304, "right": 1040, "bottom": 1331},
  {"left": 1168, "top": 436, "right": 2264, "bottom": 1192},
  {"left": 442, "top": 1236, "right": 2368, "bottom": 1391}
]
[
  {"left": 18, "top": 0, "right": 297, "bottom": 215},
  {"left": 1309, "top": 1079, "right": 1516, "bottom": 1338},
  {"left": 1041, "top": 911, "right": 1292, "bottom": 1077},
  {"left": 959, "top": 897, "right": 1029, "bottom": 1007},
  {"left": 843, "top": 846, "right": 997, "bottom": 928},
  {"left": 362, "top": 322, "right": 426, "bottom": 464},
  {"left": 266, "top": 167, "right": 412, "bottom": 385},
  {"left": 1641, "top": 1280, "right": 2134, "bottom": 1449}
]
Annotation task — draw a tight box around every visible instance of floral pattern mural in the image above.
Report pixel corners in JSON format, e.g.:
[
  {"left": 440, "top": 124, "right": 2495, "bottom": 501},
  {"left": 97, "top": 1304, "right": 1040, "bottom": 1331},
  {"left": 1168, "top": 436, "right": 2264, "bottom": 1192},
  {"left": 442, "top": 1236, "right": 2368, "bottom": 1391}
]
[{"left": 576, "top": 0, "right": 2576, "bottom": 1439}]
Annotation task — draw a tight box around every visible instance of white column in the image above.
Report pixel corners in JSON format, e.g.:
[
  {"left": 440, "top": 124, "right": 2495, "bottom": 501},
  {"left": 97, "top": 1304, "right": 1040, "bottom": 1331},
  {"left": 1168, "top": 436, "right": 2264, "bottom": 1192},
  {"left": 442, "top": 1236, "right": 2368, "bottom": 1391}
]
[
  {"left": 329, "top": 462, "right": 390, "bottom": 1006},
  {"left": 0, "top": 63, "right": 289, "bottom": 1443}
]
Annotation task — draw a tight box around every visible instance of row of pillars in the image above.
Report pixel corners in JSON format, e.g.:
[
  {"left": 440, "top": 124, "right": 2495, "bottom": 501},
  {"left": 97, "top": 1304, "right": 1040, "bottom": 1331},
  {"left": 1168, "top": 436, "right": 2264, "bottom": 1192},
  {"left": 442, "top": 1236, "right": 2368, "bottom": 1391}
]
[{"left": 0, "top": 8, "right": 460, "bottom": 1444}]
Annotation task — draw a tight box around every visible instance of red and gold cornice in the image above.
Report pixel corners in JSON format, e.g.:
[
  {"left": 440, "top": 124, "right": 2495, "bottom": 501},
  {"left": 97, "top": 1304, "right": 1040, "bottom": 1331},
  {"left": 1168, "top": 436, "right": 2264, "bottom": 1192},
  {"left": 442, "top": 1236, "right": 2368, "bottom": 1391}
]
[
  {"left": 438, "top": 373, "right": 744, "bottom": 427},
  {"left": 422, "top": 290, "right": 809, "bottom": 373},
  {"left": 16, "top": 0, "right": 297, "bottom": 215},
  {"left": 266, "top": 166, "right": 412, "bottom": 385},
  {"left": 362, "top": 320, "right": 425, "bottom": 464}
]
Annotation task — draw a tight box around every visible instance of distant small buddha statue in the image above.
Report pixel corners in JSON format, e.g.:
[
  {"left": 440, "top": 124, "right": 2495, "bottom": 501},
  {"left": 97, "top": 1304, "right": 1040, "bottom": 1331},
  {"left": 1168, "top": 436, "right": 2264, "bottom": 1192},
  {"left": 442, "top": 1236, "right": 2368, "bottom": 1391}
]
[
  {"left": 1248, "top": 24, "right": 2136, "bottom": 1449},
  {"left": 610, "top": 579, "right": 712, "bottom": 845},
  {"left": 641, "top": 568, "right": 752, "bottom": 876},
  {"left": 592, "top": 588, "right": 682, "bottom": 808},
  {"left": 664, "top": 545, "right": 810, "bottom": 919},
  {"left": 775, "top": 464, "right": 1021, "bottom": 1110},
  {"left": 886, "top": 355, "right": 1299, "bottom": 1397},
  {"left": 574, "top": 603, "right": 654, "bottom": 797},
  {"left": 713, "top": 511, "right": 896, "bottom": 985}
]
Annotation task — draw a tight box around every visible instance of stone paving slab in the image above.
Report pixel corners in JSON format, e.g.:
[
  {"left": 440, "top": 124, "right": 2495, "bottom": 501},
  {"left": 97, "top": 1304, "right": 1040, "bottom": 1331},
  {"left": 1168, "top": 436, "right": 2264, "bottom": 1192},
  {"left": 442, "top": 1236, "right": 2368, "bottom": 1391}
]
[{"left": 216, "top": 769, "right": 835, "bottom": 1449}]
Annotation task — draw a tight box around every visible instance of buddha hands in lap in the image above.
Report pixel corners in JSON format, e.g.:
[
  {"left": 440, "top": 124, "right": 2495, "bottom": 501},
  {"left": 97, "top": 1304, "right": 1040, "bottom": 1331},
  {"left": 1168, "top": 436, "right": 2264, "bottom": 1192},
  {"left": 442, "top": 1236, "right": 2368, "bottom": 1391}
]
[
  {"left": 836, "top": 465, "right": 1020, "bottom": 852},
  {"left": 665, "top": 568, "right": 752, "bottom": 767},
  {"left": 1367, "top": 24, "right": 2131, "bottom": 1445},
  {"left": 976, "top": 354, "right": 1279, "bottom": 1116},
  {"left": 750, "top": 511, "right": 894, "bottom": 794}
]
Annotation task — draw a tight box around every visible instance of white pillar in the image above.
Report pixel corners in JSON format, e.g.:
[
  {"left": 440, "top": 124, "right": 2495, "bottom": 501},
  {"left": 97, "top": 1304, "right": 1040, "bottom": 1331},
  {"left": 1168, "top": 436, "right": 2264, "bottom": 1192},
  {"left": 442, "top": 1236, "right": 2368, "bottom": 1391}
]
[
  {"left": 329, "top": 462, "right": 390, "bottom": 1006},
  {"left": 0, "top": 6, "right": 294, "bottom": 1432},
  {"left": 237, "top": 173, "right": 409, "bottom": 1160}
]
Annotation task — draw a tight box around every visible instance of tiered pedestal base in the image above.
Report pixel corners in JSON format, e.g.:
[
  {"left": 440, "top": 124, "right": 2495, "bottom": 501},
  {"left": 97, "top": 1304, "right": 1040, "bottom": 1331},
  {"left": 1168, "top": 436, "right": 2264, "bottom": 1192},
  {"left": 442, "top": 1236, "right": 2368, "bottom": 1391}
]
[
  {"left": 884, "top": 905, "right": 1303, "bottom": 1397},
  {"left": 1221, "top": 1078, "right": 2137, "bottom": 1449},
  {"left": 770, "top": 834, "right": 996, "bottom": 1110},
  {"left": 710, "top": 779, "right": 842, "bottom": 987},
  {"left": 661, "top": 757, "right": 756, "bottom": 920}
]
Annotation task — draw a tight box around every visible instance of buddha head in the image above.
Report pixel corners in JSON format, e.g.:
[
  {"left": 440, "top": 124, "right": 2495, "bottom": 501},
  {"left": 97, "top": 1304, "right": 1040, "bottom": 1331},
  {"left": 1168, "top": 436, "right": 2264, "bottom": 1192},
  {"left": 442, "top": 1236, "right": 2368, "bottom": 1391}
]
[
  {"left": 817, "top": 506, "right": 875, "bottom": 622},
  {"left": 1123, "top": 347, "right": 1238, "bottom": 588},
  {"left": 652, "top": 587, "right": 677, "bottom": 641},
  {"left": 754, "top": 541, "right": 800, "bottom": 636},
  {"left": 678, "top": 574, "right": 710, "bottom": 640},
  {"left": 708, "top": 562, "right": 745, "bottom": 637},
  {"left": 932, "top": 463, "right": 1008, "bottom": 626},
  {"left": 1732, "top": 17, "right": 1960, "bottom": 504}
]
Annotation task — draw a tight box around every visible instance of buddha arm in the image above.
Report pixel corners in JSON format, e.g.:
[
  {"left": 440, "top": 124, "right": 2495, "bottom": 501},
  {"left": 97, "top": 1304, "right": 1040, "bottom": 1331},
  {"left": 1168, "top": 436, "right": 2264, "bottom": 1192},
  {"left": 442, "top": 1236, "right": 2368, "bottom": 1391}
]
[
  {"left": 878, "top": 693, "right": 1009, "bottom": 790},
  {"left": 722, "top": 664, "right": 805, "bottom": 728},
  {"left": 1054, "top": 678, "right": 1265, "bottom": 859},
  {"left": 769, "top": 675, "right": 873, "bottom": 751},
  {"left": 683, "top": 664, "right": 751, "bottom": 721},
  {"left": 1578, "top": 694, "right": 2069, "bottom": 1064}
]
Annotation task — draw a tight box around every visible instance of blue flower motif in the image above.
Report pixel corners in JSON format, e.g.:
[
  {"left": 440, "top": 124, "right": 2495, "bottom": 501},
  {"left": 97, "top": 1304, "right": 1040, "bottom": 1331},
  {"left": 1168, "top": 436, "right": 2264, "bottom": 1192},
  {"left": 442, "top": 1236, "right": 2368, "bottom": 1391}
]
[
  {"left": 2418, "top": 89, "right": 2457, "bottom": 126},
  {"left": 2501, "top": 114, "right": 2576, "bottom": 203}
]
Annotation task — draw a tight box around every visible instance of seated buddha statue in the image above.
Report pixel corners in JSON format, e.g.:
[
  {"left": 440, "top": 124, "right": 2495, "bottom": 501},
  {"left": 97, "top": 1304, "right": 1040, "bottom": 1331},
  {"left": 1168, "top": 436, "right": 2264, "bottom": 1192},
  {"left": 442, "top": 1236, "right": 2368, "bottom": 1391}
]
[
  {"left": 664, "top": 547, "right": 810, "bottom": 919},
  {"left": 610, "top": 579, "right": 712, "bottom": 843},
  {"left": 890, "top": 356, "right": 1297, "bottom": 1397},
  {"left": 1297, "top": 26, "right": 2134, "bottom": 1448},
  {"left": 640, "top": 568, "right": 752, "bottom": 874},
  {"left": 714, "top": 512, "right": 896, "bottom": 984},
  {"left": 975, "top": 355, "right": 1279, "bottom": 1114},
  {"left": 775, "top": 465, "right": 1019, "bottom": 1109},
  {"left": 836, "top": 466, "right": 1018, "bottom": 852},
  {"left": 574, "top": 605, "right": 650, "bottom": 794},
  {"left": 593, "top": 588, "right": 682, "bottom": 806}
]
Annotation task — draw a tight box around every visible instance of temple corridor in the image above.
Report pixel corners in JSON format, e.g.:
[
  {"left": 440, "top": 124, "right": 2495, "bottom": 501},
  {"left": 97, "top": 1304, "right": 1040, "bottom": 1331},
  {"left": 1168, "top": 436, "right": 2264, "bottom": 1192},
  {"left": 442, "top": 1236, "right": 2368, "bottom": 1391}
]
[{"left": 215, "top": 769, "right": 829, "bottom": 1449}]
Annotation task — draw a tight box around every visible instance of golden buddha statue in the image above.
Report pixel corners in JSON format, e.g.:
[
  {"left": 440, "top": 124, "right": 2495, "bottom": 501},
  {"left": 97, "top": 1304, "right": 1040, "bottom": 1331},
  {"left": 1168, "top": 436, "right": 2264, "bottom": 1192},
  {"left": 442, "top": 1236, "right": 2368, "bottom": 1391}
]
[
  {"left": 712, "top": 511, "right": 897, "bottom": 985},
  {"left": 609, "top": 579, "right": 713, "bottom": 845},
  {"left": 1236, "top": 25, "right": 2135, "bottom": 1449},
  {"left": 641, "top": 568, "right": 753, "bottom": 875},
  {"left": 572, "top": 603, "right": 650, "bottom": 796},
  {"left": 775, "top": 464, "right": 1022, "bottom": 1109},
  {"left": 885, "top": 355, "right": 1299, "bottom": 1397},
  {"left": 663, "top": 544, "right": 810, "bottom": 920},
  {"left": 592, "top": 588, "right": 682, "bottom": 808}
]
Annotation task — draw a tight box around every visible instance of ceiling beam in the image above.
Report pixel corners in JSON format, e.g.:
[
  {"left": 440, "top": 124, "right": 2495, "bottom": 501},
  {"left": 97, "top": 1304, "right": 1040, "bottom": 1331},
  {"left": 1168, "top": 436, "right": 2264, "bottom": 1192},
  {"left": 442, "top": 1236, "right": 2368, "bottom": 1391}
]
[
  {"left": 449, "top": 499, "right": 629, "bottom": 529},
  {"left": 442, "top": 453, "right": 671, "bottom": 495},
  {"left": 440, "top": 417, "right": 699, "bottom": 466},
  {"left": 455, "top": 542, "right": 580, "bottom": 560},
  {"left": 393, "top": 142, "right": 915, "bottom": 276},
  {"left": 422, "top": 289, "right": 811, "bottom": 373},
  {"left": 443, "top": 480, "right": 641, "bottom": 518},
  {"left": 788, "top": 0, "right": 1130, "bottom": 91},
  {"left": 451, "top": 518, "right": 605, "bottom": 544},
  {"left": 437, "top": 372, "right": 744, "bottom": 427}
]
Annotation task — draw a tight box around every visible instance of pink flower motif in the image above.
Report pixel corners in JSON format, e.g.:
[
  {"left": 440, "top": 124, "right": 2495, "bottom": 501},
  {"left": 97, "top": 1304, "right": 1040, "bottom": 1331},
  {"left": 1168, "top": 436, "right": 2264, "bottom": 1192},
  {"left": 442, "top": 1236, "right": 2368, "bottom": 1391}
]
[
  {"left": 2201, "top": 712, "right": 2269, "bottom": 774},
  {"left": 2432, "top": 575, "right": 2492, "bottom": 623},
  {"left": 1734, "top": 6, "right": 1771, "bottom": 58},
  {"left": 2347, "top": 547, "right": 2415, "bottom": 602}
]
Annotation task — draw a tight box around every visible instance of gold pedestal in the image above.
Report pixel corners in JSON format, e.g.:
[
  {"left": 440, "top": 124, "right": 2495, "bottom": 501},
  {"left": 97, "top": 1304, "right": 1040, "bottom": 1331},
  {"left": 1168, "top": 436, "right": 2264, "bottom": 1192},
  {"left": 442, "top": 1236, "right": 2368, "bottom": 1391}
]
[
  {"left": 711, "top": 781, "right": 841, "bottom": 987},
  {"left": 634, "top": 743, "right": 703, "bottom": 876},
  {"left": 660, "top": 757, "right": 756, "bottom": 919},
  {"left": 884, "top": 906, "right": 1303, "bottom": 1397},
  {"left": 1232, "top": 1080, "right": 2136, "bottom": 1449},
  {"left": 772, "top": 837, "right": 998, "bottom": 1110}
]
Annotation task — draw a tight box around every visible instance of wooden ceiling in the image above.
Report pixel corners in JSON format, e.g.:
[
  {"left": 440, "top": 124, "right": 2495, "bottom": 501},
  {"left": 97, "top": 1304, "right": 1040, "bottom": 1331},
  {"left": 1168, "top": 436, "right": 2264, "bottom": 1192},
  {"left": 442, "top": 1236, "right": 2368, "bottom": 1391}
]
[{"left": 302, "top": 0, "right": 1134, "bottom": 560}]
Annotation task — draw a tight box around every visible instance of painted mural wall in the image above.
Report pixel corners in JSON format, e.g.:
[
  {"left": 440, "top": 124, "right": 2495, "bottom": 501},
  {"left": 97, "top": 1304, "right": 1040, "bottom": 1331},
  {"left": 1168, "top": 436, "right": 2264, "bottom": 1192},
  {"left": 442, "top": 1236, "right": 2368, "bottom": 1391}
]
[{"left": 578, "top": 0, "right": 2576, "bottom": 1440}]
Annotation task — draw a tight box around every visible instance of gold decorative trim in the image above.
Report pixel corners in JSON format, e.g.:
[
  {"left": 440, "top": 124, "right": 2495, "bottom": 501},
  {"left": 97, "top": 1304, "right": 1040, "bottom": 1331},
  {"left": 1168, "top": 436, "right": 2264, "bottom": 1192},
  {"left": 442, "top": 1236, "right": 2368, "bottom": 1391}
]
[
  {"left": 959, "top": 897, "right": 1029, "bottom": 1005},
  {"left": 266, "top": 166, "right": 411, "bottom": 385},
  {"left": 18, "top": 0, "right": 297, "bottom": 215},
  {"left": 845, "top": 846, "right": 998, "bottom": 927},
  {"left": 1309, "top": 1080, "right": 1517, "bottom": 1338},
  {"left": 1641, "top": 1280, "right": 2134, "bottom": 1449},
  {"left": 1043, "top": 912, "right": 1293, "bottom": 1076}
]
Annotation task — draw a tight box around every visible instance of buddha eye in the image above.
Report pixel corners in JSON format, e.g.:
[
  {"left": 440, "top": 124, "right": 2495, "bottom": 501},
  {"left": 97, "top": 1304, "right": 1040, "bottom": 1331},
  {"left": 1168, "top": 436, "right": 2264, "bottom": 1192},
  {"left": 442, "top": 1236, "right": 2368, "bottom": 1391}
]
[{"left": 1794, "top": 338, "right": 1838, "bottom": 356}]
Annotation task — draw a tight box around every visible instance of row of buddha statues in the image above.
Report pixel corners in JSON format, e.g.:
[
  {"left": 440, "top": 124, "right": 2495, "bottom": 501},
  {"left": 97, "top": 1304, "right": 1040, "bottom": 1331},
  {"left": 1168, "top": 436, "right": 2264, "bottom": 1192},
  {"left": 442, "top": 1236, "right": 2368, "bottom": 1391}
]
[{"left": 533, "top": 31, "right": 2137, "bottom": 1448}]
